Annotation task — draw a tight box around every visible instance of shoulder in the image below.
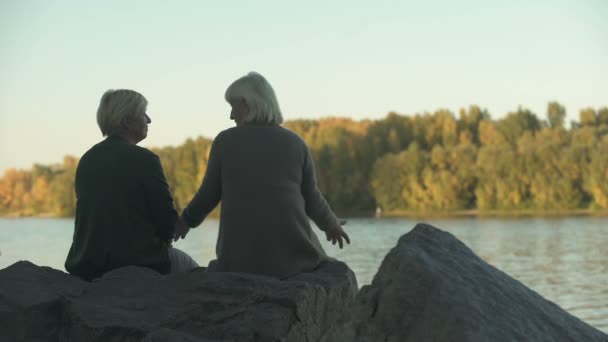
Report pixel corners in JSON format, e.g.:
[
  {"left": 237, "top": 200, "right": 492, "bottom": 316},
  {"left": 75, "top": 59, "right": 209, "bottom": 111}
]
[
  {"left": 216, "top": 127, "right": 233, "bottom": 140},
  {"left": 134, "top": 144, "right": 159, "bottom": 159},
  {"left": 109, "top": 138, "right": 162, "bottom": 165},
  {"left": 212, "top": 126, "right": 266, "bottom": 145},
  {"left": 214, "top": 125, "right": 306, "bottom": 148},
  {"left": 210, "top": 128, "right": 233, "bottom": 149},
  {"left": 279, "top": 126, "right": 306, "bottom": 144},
  {"left": 134, "top": 146, "right": 162, "bottom": 168},
  {"left": 104, "top": 138, "right": 160, "bottom": 163},
  {"left": 277, "top": 127, "right": 310, "bottom": 155}
]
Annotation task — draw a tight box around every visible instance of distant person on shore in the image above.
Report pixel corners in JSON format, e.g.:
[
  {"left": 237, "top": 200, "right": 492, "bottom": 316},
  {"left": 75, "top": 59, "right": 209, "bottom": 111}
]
[
  {"left": 173, "top": 72, "right": 350, "bottom": 278},
  {"left": 65, "top": 89, "right": 198, "bottom": 281}
]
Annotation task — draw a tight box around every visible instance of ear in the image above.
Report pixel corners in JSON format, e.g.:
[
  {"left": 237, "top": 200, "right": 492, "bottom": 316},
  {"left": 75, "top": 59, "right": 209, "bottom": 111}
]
[
  {"left": 240, "top": 99, "right": 251, "bottom": 117},
  {"left": 121, "top": 116, "right": 135, "bottom": 130}
]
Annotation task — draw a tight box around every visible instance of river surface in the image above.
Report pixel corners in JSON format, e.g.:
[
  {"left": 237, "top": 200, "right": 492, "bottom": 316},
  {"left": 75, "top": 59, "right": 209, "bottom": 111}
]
[{"left": 1, "top": 217, "right": 606, "bottom": 333}]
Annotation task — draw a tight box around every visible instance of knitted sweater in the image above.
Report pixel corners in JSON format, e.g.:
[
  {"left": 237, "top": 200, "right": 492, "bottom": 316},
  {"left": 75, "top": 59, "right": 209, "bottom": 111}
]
[{"left": 183, "top": 125, "right": 339, "bottom": 278}]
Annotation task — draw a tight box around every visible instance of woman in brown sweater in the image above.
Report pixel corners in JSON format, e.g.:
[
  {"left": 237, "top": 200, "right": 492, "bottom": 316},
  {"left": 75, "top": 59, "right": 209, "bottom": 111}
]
[{"left": 174, "top": 72, "right": 349, "bottom": 278}]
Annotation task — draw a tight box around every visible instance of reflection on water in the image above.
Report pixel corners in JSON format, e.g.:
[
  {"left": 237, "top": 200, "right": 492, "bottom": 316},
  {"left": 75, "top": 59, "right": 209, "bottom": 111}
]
[{"left": 0, "top": 217, "right": 606, "bottom": 333}]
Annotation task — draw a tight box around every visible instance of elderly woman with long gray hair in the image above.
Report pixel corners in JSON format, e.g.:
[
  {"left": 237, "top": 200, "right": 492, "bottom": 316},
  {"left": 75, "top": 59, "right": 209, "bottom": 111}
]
[{"left": 174, "top": 72, "right": 350, "bottom": 278}]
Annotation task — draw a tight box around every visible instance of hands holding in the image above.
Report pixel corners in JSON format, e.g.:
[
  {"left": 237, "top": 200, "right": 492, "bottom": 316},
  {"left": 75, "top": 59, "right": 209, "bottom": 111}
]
[
  {"left": 325, "top": 219, "right": 350, "bottom": 249},
  {"left": 173, "top": 216, "right": 191, "bottom": 242}
]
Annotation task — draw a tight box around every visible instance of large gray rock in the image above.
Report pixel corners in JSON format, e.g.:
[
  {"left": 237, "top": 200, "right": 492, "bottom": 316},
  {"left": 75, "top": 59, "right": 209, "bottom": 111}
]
[
  {"left": 322, "top": 223, "right": 607, "bottom": 342},
  {"left": 0, "top": 259, "right": 357, "bottom": 342}
]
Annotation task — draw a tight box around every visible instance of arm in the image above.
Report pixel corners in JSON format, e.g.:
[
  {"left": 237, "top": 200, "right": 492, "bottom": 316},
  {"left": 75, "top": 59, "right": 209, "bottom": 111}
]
[
  {"left": 301, "top": 144, "right": 350, "bottom": 248},
  {"left": 144, "top": 154, "right": 178, "bottom": 243},
  {"left": 181, "top": 136, "right": 222, "bottom": 228},
  {"left": 301, "top": 144, "right": 340, "bottom": 231}
]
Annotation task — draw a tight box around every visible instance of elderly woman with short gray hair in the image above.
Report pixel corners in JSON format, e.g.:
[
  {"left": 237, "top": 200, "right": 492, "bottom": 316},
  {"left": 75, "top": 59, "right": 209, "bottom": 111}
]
[
  {"left": 65, "top": 89, "right": 198, "bottom": 281},
  {"left": 174, "top": 72, "right": 350, "bottom": 279}
]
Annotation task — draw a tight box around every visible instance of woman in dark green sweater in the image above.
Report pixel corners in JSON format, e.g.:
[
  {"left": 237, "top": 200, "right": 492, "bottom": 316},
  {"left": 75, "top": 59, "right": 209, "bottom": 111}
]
[{"left": 65, "top": 89, "right": 197, "bottom": 281}]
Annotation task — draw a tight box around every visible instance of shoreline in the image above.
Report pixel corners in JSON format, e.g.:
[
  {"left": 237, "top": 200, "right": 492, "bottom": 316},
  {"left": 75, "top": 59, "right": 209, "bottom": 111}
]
[
  {"left": 4, "top": 209, "right": 608, "bottom": 219},
  {"left": 376, "top": 208, "right": 608, "bottom": 219}
]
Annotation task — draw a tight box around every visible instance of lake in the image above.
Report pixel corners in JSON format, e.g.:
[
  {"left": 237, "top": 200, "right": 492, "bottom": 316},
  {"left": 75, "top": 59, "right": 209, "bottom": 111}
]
[{"left": 0, "top": 216, "right": 606, "bottom": 333}]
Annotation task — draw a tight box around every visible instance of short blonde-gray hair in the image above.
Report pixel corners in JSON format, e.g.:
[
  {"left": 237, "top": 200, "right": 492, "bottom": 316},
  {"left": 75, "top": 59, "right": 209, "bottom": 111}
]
[
  {"left": 225, "top": 72, "right": 283, "bottom": 125},
  {"left": 96, "top": 89, "right": 148, "bottom": 136}
]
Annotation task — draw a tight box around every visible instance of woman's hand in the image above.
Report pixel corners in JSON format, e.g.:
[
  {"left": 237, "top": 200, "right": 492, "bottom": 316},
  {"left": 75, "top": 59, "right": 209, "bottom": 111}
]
[
  {"left": 173, "top": 216, "right": 191, "bottom": 242},
  {"left": 325, "top": 219, "right": 350, "bottom": 249}
]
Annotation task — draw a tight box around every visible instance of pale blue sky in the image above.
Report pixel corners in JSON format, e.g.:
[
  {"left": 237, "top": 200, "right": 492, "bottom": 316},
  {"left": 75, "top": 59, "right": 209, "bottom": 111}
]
[{"left": 1, "top": 0, "right": 606, "bottom": 172}]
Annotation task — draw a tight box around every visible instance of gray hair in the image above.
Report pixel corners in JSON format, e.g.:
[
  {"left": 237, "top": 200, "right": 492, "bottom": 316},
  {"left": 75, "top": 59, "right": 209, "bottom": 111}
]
[
  {"left": 96, "top": 89, "right": 148, "bottom": 136},
  {"left": 225, "top": 72, "right": 283, "bottom": 125}
]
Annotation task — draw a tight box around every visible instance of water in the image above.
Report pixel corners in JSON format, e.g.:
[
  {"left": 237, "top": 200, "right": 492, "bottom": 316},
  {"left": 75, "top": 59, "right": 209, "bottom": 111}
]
[{"left": 0, "top": 217, "right": 606, "bottom": 333}]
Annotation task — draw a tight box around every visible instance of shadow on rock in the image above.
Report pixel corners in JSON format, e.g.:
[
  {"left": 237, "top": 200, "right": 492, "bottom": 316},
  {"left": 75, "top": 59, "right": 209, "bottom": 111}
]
[{"left": 0, "top": 259, "right": 357, "bottom": 342}]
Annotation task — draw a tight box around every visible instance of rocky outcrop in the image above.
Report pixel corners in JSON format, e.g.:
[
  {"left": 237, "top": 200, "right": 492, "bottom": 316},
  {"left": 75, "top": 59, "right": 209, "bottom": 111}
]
[
  {"left": 0, "top": 259, "right": 357, "bottom": 342},
  {"left": 321, "top": 223, "right": 607, "bottom": 342},
  {"left": 3, "top": 223, "right": 606, "bottom": 342}
]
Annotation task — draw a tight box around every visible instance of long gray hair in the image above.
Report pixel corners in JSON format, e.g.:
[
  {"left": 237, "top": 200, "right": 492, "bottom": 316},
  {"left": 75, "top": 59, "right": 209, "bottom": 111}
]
[{"left": 224, "top": 72, "right": 283, "bottom": 125}]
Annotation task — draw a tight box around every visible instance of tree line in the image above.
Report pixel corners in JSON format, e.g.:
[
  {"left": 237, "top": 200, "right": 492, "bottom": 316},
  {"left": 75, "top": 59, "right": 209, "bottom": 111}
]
[{"left": 1, "top": 102, "right": 607, "bottom": 217}]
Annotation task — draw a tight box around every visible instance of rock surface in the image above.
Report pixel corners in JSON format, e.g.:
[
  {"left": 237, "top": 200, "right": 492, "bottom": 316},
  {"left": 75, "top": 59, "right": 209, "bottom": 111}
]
[
  {"left": 321, "top": 223, "right": 607, "bottom": 342},
  {"left": 0, "top": 259, "right": 357, "bottom": 342}
]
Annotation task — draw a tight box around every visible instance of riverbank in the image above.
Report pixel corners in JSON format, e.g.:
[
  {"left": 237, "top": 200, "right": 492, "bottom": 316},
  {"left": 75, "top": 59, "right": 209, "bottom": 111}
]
[
  {"left": 377, "top": 208, "right": 608, "bottom": 218},
  {"left": 0, "top": 212, "right": 59, "bottom": 218},
  {"left": 3, "top": 208, "right": 608, "bottom": 219}
]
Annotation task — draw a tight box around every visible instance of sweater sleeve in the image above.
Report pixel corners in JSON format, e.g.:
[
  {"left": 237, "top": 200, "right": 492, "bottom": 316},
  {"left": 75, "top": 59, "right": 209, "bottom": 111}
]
[
  {"left": 182, "top": 135, "right": 222, "bottom": 227},
  {"left": 144, "top": 154, "right": 178, "bottom": 242},
  {"left": 301, "top": 143, "right": 339, "bottom": 232}
]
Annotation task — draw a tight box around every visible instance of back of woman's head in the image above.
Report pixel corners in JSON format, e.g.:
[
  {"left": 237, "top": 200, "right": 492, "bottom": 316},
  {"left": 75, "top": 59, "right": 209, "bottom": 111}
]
[
  {"left": 225, "top": 72, "right": 283, "bottom": 125},
  {"left": 97, "top": 89, "right": 148, "bottom": 136}
]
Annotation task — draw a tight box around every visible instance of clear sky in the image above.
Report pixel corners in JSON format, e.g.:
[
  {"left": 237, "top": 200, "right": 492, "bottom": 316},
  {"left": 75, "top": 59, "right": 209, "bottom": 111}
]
[{"left": 1, "top": 0, "right": 606, "bottom": 172}]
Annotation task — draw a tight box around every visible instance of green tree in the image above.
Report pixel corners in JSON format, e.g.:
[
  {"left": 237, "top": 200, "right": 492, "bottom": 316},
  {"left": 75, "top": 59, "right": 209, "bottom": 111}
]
[
  {"left": 580, "top": 108, "right": 597, "bottom": 127},
  {"left": 370, "top": 153, "right": 407, "bottom": 211},
  {"left": 497, "top": 107, "right": 541, "bottom": 145},
  {"left": 49, "top": 156, "right": 78, "bottom": 217},
  {"left": 1, "top": 102, "right": 607, "bottom": 217},
  {"left": 597, "top": 107, "right": 608, "bottom": 126},
  {"left": 585, "top": 140, "right": 608, "bottom": 208},
  {"left": 547, "top": 101, "right": 566, "bottom": 129},
  {"left": 458, "top": 105, "right": 489, "bottom": 145}
]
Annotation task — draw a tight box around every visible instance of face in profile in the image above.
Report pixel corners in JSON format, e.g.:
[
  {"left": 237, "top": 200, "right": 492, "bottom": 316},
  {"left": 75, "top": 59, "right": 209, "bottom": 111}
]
[
  {"left": 228, "top": 97, "right": 249, "bottom": 126},
  {"left": 126, "top": 112, "right": 151, "bottom": 143}
]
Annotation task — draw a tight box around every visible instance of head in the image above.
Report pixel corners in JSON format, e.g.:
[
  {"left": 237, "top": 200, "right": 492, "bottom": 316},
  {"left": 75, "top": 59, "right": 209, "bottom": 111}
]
[
  {"left": 96, "top": 89, "right": 151, "bottom": 144},
  {"left": 224, "top": 72, "right": 283, "bottom": 126}
]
